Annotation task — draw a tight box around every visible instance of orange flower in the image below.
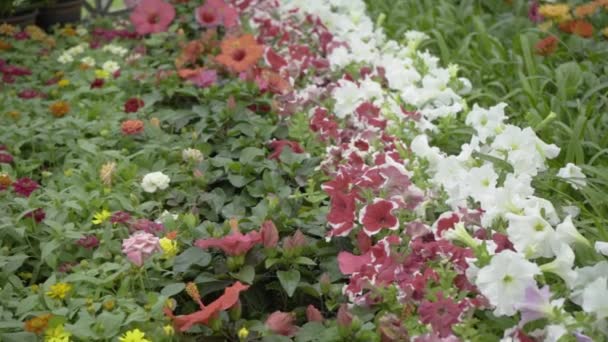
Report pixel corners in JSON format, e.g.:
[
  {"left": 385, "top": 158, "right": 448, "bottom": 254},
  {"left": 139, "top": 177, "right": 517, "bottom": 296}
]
[
  {"left": 175, "top": 40, "right": 204, "bottom": 69},
  {"left": 0, "top": 173, "right": 11, "bottom": 190},
  {"left": 177, "top": 67, "right": 203, "bottom": 79},
  {"left": 0, "top": 40, "right": 11, "bottom": 51},
  {"left": 24, "top": 313, "right": 52, "bottom": 334},
  {"left": 121, "top": 119, "right": 145, "bottom": 135},
  {"left": 559, "top": 19, "right": 594, "bottom": 38},
  {"left": 215, "top": 34, "right": 264, "bottom": 72},
  {"left": 50, "top": 101, "right": 70, "bottom": 117},
  {"left": 535, "top": 36, "right": 559, "bottom": 56},
  {"left": 166, "top": 230, "right": 178, "bottom": 240},
  {"left": 574, "top": 3, "right": 599, "bottom": 18}
]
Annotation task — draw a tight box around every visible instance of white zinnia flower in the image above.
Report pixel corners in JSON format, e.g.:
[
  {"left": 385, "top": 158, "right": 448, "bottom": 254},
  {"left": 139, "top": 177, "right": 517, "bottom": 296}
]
[
  {"left": 58, "top": 53, "right": 73, "bottom": 64},
  {"left": 141, "top": 171, "right": 170, "bottom": 193},
  {"left": 80, "top": 56, "right": 96, "bottom": 67},
  {"left": 475, "top": 250, "right": 541, "bottom": 316},
  {"left": 102, "top": 60, "right": 120, "bottom": 74},
  {"left": 182, "top": 148, "right": 204, "bottom": 163},
  {"left": 557, "top": 163, "right": 586, "bottom": 189}
]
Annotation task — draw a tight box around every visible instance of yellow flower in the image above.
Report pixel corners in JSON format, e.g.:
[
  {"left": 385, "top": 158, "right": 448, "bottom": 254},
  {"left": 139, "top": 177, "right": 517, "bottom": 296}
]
[
  {"left": 159, "top": 237, "right": 179, "bottom": 258},
  {"left": 119, "top": 329, "right": 151, "bottom": 342},
  {"left": 539, "top": 4, "right": 571, "bottom": 21},
  {"left": 44, "top": 324, "right": 71, "bottom": 342},
  {"left": 58, "top": 79, "right": 70, "bottom": 88},
  {"left": 95, "top": 69, "right": 110, "bottom": 79},
  {"left": 92, "top": 209, "right": 111, "bottom": 225},
  {"left": 0, "top": 23, "right": 17, "bottom": 36},
  {"left": 46, "top": 283, "right": 72, "bottom": 300},
  {"left": 603, "top": 27, "right": 608, "bottom": 38},
  {"left": 30, "top": 284, "right": 40, "bottom": 293},
  {"left": 238, "top": 327, "right": 249, "bottom": 341},
  {"left": 100, "top": 161, "right": 117, "bottom": 187},
  {"left": 163, "top": 324, "right": 174, "bottom": 336}
]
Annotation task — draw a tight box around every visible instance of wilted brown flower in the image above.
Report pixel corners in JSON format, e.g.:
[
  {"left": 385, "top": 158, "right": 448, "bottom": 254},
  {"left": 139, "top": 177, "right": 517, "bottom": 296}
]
[
  {"left": 100, "top": 161, "right": 117, "bottom": 186},
  {"left": 24, "top": 313, "right": 52, "bottom": 334},
  {"left": 50, "top": 101, "right": 70, "bottom": 117}
]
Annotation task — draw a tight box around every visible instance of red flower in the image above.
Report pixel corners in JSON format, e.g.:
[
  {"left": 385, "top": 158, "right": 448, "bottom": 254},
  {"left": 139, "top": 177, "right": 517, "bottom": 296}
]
[
  {"left": 194, "top": 0, "right": 238, "bottom": 28},
  {"left": 195, "top": 229, "right": 262, "bottom": 256},
  {"left": 18, "top": 89, "right": 41, "bottom": 99},
  {"left": 124, "top": 98, "right": 145, "bottom": 113},
  {"left": 418, "top": 292, "right": 462, "bottom": 337},
  {"left": 110, "top": 211, "right": 132, "bottom": 224},
  {"left": 13, "top": 177, "right": 39, "bottom": 197},
  {"left": 359, "top": 199, "right": 399, "bottom": 235},
  {"left": 559, "top": 19, "right": 593, "bottom": 38},
  {"left": 260, "top": 220, "right": 279, "bottom": 248},
  {"left": 306, "top": 305, "right": 323, "bottom": 322},
  {"left": 165, "top": 281, "right": 249, "bottom": 332},
  {"left": 130, "top": 218, "right": 164, "bottom": 234},
  {"left": 24, "top": 208, "right": 45, "bottom": 223},
  {"left": 90, "top": 78, "right": 104, "bottom": 89},
  {"left": 265, "top": 311, "right": 298, "bottom": 336},
  {"left": 130, "top": 0, "right": 176, "bottom": 35},
  {"left": 0, "top": 152, "right": 13, "bottom": 164},
  {"left": 535, "top": 36, "right": 558, "bottom": 56},
  {"left": 327, "top": 191, "right": 356, "bottom": 226},
  {"left": 337, "top": 250, "right": 372, "bottom": 275},
  {"left": 77, "top": 235, "right": 100, "bottom": 249},
  {"left": 121, "top": 119, "right": 144, "bottom": 135},
  {"left": 268, "top": 140, "right": 304, "bottom": 160}
]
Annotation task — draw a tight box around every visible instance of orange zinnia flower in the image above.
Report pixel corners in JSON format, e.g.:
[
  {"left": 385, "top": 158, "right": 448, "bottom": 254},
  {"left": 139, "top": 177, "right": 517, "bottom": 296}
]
[
  {"left": 559, "top": 19, "right": 594, "bottom": 38},
  {"left": 0, "top": 173, "right": 11, "bottom": 190},
  {"left": 535, "top": 36, "right": 559, "bottom": 56},
  {"left": 0, "top": 40, "right": 11, "bottom": 51},
  {"left": 121, "top": 119, "right": 145, "bottom": 135},
  {"left": 574, "top": 3, "right": 599, "bottom": 18},
  {"left": 50, "top": 101, "right": 70, "bottom": 117},
  {"left": 24, "top": 313, "right": 52, "bottom": 334},
  {"left": 215, "top": 34, "right": 263, "bottom": 72}
]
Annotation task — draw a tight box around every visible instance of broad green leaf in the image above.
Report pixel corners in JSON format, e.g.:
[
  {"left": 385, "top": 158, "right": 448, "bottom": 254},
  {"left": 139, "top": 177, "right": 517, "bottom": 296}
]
[{"left": 277, "top": 269, "right": 300, "bottom": 297}]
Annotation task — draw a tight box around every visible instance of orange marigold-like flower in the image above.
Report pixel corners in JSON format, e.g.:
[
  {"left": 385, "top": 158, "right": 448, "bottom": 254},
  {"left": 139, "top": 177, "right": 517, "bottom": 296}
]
[
  {"left": 50, "top": 101, "right": 70, "bottom": 117},
  {"left": 535, "top": 35, "right": 559, "bottom": 56},
  {"left": 0, "top": 173, "right": 11, "bottom": 190},
  {"left": 559, "top": 19, "right": 594, "bottom": 38},
  {"left": 24, "top": 313, "right": 52, "bottom": 334},
  {"left": 215, "top": 34, "right": 264, "bottom": 72},
  {"left": 121, "top": 119, "right": 145, "bottom": 135}
]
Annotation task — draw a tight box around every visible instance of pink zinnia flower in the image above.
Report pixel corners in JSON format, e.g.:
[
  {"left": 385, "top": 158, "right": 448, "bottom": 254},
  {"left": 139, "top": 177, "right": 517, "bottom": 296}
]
[
  {"left": 0, "top": 152, "right": 13, "bottom": 164},
  {"left": 24, "top": 208, "right": 45, "bottom": 223},
  {"left": 77, "top": 235, "right": 100, "bottom": 249},
  {"left": 122, "top": 231, "right": 160, "bottom": 266},
  {"left": 130, "top": 218, "right": 164, "bottom": 234},
  {"left": 195, "top": 229, "right": 262, "bottom": 256},
  {"left": 130, "top": 0, "right": 176, "bottom": 35},
  {"left": 265, "top": 311, "right": 298, "bottom": 336},
  {"left": 13, "top": 177, "right": 39, "bottom": 197},
  {"left": 418, "top": 292, "right": 462, "bottom": 337},
  {"left": 359, "top": 199, "right": 399, "bottom": 235},
  {"left": 194, "top": 0, "right": 238, "bottom": 28},
  {"left": 110, "top": 211, "right": 132, "bottom": 224}
]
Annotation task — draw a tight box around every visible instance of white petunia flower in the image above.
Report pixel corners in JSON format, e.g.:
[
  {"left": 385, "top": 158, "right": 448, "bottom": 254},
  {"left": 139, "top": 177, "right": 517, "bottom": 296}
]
[
  {"left": 557, "top": 163, "right": 587, "bottom": 190},
  {"left": 475, "top": 250, "right": 541, "bottom": 316},
  {"left": 465, "top": 103, "right": 507, "bottom": 143},
  {"left": 540, "top": 243, "right": 577, "bottom": 288},
  {"left": 582, "top": 277, "right": 608, "bottom": 319},
  {"left": 141, "top": 171, "right": 170, "bottom": 193},
  {"left": 506, "top": 213, "right": 556, "bottom": 258},
  {"left": 594, "top": 242, "right": 608, "bottom": 256},
  {"left": 571, "top": 261, "right": 608, "bottom": 305},
  {"left": 555, "top": 215, "right": 590, "bottom": 247}
]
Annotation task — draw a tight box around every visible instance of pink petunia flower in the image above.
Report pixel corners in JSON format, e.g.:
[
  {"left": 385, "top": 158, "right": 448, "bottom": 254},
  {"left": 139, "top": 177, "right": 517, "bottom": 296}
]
[
  {"left": 195, "top": 228, "right": 262, "bottom": 256},
  {"left": 194, "top": 0, "right": 239, "bottom": 28},
  {"left": 122, "top": 231, "right": 160, "bottom": 266},
  {"left": 359, "top": 199, "right": 399, "bottom": 235},
  {"left": 418, "top": 292, "right": 462, "bottom": 337},
  {"left": 129, "top": 0, "right": 176, "bottom": 35},
  {"left": 265, "top": 311, "right": 298, "bottom": 336}
]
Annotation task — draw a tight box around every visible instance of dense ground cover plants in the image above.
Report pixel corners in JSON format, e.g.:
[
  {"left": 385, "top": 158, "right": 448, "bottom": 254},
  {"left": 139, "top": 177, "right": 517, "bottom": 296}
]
[{"left": 1, "top": 0, "right": 608, "bottom": 341}]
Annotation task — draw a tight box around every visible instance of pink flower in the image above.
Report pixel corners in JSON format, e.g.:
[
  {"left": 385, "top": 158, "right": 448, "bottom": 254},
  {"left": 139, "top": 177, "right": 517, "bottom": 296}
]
[
  {"left": 122, "top": 231, "right": 160, "bottom": 266},
  {"left": 265, "top": 311, "right": 298, "bottom": 336},
  {"left": 194, "top": 0, "right": 238, "bottom": 28},
  {"left": 418, "top": 292, "right": 462, "bottom": 337},
  {"left": 337, "top": 250, "right": 372, "bottom": 275},
  {"left": 306, "top": 305, "right": 323, "bottom": 322},
  {"left": 24, "top": 208, "right": 45, "bottom": 223},
  {"left": 268, "top": 140, "right": 304, "bottom": 160},
  {"left": 77, "top": 235, "right": 100, "bottom": 249},
  {"left": 260, "top": 220, "right": 279, "bottom": 248},
  {"left": 0, "top": 152, "right": 13, "bottom": 164},
  {"left": 110, "top": 211, "right": 132, "bottom": 224},
  {"left": 187, "top": 69, "right": 217, "bottom": 88},
  {"left": 130, "top": 218, "right": 164, "bottom": 234},
  {"left": 130, "top": 0, "right": 175, "bottom": 35},
  {"left": 336, "top": 304, "right": 352, "bottom": 327},
  {"left": 282, "top": 230, "right": 306, "bottom": 252},
  {"left": 13, "top": 177, "right": 39, "bottom": 197},
  {"left": 195, "top": 229, "right": 262, "bottom": 256},
  {"left": 359, "top": 199, "right": 399, "bottom": 235},
  {"left": 327, "top": 191, "right": 356, "bottom": 227},
  {"left": 18, "top": 89, "right": 41, "bottom": 99}
]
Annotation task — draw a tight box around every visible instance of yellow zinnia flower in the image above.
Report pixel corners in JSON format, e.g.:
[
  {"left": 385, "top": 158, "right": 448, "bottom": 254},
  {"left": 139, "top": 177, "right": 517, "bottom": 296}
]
[
  {"left": 95, "top": 69, "right": 110, "bottom": 79},
  {"left": 58, "top": 79, "right": 70, "bottom": 88},
  {"left": 92, "top": 209, "right": 111, "bottom": 224},
  {"left": 119, "top": 329, "right": 151, "bottom": 342},
  {"left": 44, "top": 324, "right": 71, "bottom": 342},
  {"left": 46, "top": 283, "right": 72, "bottom": 300},
  {"left": 159, "top": 237, "right": 179, "bottom": 258},
  {"left": 539, "top": 4, "right": 571, "bottom": 21}
]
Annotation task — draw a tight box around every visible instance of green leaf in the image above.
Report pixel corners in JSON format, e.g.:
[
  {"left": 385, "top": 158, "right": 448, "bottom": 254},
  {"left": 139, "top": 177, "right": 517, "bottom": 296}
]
[
  {"left": 173, "top": 247, "right": 211, "bottom": 273},
  {"left": 161, "top": 283, "right": 186, "bottom": 297},
  {"left": 277, "top": 269, "right": 300, "bottom": 297},
  {"left": 230, "top": 265, "right": 255, "bottom": 284},
  {"left": 97, "top": 311, "right": 125, "bottom": 338},
  {"left": 240, "top": 147, "right": 265, "bottom": 164},
  {"left": 1, "top": 332, "right": 38, "bottom": 342},
  {"left": 294, "top": 257, "right": 316, "bottom": 266}
]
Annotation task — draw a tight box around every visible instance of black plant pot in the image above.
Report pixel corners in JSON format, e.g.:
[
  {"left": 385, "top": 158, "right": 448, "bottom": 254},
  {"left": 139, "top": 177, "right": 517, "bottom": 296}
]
[
  {"left": 0, "top": 9, "right": 39, "bottom": 27},
  {"left": 36, "top": 0, "right": 83, "bottom": 31}
]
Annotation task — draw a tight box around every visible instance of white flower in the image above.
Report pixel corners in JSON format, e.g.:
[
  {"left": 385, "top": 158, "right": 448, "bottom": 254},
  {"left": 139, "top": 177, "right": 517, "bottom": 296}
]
[
  {"left": 506, "top": 213, "right": 556, "bottom": 258},
  {"left": 544, "top": 325, "right": 568, "bottom": 342},
  {"left": 475, "top": 250, "right": 541, "bottom": 316},
  {"left": 571, "top": 261, "right": 608, "bottom": 305},
  {"left": 80, "top": 56, "right": 96, "bottom": 67},
  {"left": 103, "top": 44, "right": 129, "bottom": 57},
  {"left": 332, "top": 80, "right": 364, "bottom": 118},
  {"left": 595, "top": 242, "right": 608, "bottom": 256},
  {"left": 555, "top": 215, "right": 590, "bottom": 247},
  {"left": 465, "top": 103, "right": 507, "bottom": 143},
  {"left": 58, "top": 53, "right": 73, "bottom": 64},
  {"left": 102, "top": 60, "right": 120, "bottom": 74},
  {"left": 540, "top": 243, "right": 577, "bottom": 288},
  {"left": 410, "top": 134, "right": 443, "bottom": 168},
  {"left": 182, "top": 148, "right": 204, "bottom": 163},
  {"left": 464, "top": 163, "right": 498, "bottom": 202},
  {"left": 557, "top": 163, "right": 586, "bottom": 189},
  {"left": 141, "top": 171, "right": 170, "bottom": 193},
  {"left": 76, "top": 26, "right": 88, "bottom": 36},
  {"left": 582, "top": 277, "right": 608, "bottom": 319}
]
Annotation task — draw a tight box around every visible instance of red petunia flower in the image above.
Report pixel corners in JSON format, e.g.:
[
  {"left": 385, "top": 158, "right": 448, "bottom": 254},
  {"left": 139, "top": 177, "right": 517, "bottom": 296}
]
[
  {"left": 327, "top": 191, "right": 356, "bottom": 226},
  {"left": 164, "top": 281, "right": 249, "bottom": 332},
  {"left": 266, "top": 311, "right": 299, "bottom": 336},
  {"left": 418, "top": 292, "right": 462, "bottom": 337},
  {"left": 194, "top": 0, "right": 238, "bottom": 28},
  {"left": 359, "top": 199, "right": 399, "bottom": 235},
  {"left": 130, "top": 0, "right": 176, "bottom": 35},
  {"left": 337, "top": 250, "right": 372, "bottom": 275},
  {"left": 13, "top": 177, "right": 39, "bottom": 197},
  {"left": 195, "top": 228, "right": 261, "bottom": 256},
  {"left": 124, "top": 98, "right": 145, "bottom": 113},
  {"left": 267, "top": 140, "right": 304, "bottom": 160}
]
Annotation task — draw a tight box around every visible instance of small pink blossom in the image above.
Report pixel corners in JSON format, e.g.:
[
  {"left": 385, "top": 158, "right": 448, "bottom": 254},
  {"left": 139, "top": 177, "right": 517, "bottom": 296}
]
[
  {"left": 265, "top": 311, "right": 298, "bottom": 336},
  {"left": 359, "top": 199, "right": 399, "bottom": 235},
  {"left": 306, "top": 305, "right": 323, "bottom": 322},
  {"left": 122, "top": 231, "right": 160, "bottom": 266}
]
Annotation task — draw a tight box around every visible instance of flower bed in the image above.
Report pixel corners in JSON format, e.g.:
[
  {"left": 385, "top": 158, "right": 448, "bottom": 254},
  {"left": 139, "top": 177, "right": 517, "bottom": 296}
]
[{"left": 0, "top": 0, "right": 606, "bottom": 341}]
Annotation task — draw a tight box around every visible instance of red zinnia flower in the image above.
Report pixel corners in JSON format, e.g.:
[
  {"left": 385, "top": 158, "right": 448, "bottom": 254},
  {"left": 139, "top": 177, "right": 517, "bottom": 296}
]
[
  {"left": 77, "top": 235, "right": 100, "bottom": 249},
  {"left": 111, "top": 211, "right": 132, "bottom": 224},
  {"left": 359, "top": 199, "right": 399, "bottom": 235},
  {"left": 18, "top": 89, "right": 41, "bottom": 99},
  {"left": 121, "top": 119, "right": 145, "bottom": 135},
  {"left": 130, "top": 218, "right": 164, "bottom": 234},
  {"left": 164, "top": 281, "right": 249, "bottom": 332},
  {"left": 13, "top": 177, "right": 39, "bottom": 197},
  {"left": 535, "top": 36, "right": 558, "bottom": 56},
  {"left": 24, "top": 208, "right": 45, "bottom": 223},
  {"left": 124, "top": 98, "right": 145, "bottom": 113},
  {"left": 0, "top": 152, "right": 13, "bottom": 164},
  {"left": 195, "top": 228, "right": 262, "bottom": 256},
  {"left": 418, "top": 292, "right": 462, "bottom": 337},
  {"left": 268, "top": 140, "right": 304, "bottom": 160},
  {"left": 265, "top": 311, "right": 299, "bottom": 336},
  {"left": 130, "top": 0, "right": 176, "bottom": 35},
  {"left": 90, "top": 78, "right": 105, "bottom": 89},
  {"left": 215, "top": 34, "right": 264, "bottom": 72},
  {"left": 194, "top": 0, "right": 238, "bottom": 28}
]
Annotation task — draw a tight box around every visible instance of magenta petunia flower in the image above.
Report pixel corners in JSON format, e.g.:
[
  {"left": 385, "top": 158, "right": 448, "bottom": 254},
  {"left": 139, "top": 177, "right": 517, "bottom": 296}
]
[
  {"left": 418, "top": 292, "right": 462, "bottom": 338},
  {"left": 13, "top": 177, "right": 39, "bottom": 197},
  {"left": 122, "top": 231, "right": 160, "bottom": 266},
  {"left": 359, "top": 199, "right": 398, "bottom": 235},
  {"left": 129, "top": 0, "right": 176, "bottom": 35},
  {"left": 194, "top": 0, "right": 238, "bottom": 28}
]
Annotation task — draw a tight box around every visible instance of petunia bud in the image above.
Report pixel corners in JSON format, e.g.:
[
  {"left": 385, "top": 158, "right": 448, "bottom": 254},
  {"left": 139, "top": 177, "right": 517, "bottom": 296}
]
[
  {"left": 260, "top": 220, "right": 279, "bottom": 248},
  {"left": 229, "top": 300, "right": 242, "bottom": 320},
  {"left": 306, "top": 305, "right": 323, "bottom": 322},
  {"left": 319, "top": 273, "right": 331, "bottom": 295}
]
